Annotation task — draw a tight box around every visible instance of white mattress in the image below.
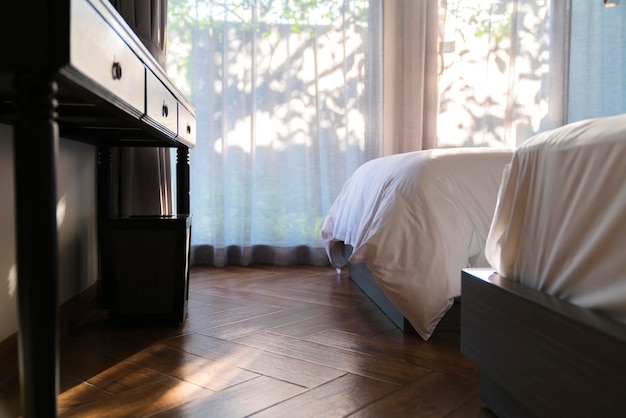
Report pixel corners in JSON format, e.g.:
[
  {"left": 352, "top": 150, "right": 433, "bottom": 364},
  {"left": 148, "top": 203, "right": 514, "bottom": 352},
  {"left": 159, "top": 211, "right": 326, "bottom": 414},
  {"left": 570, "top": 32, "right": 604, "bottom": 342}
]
[
  {"left": 322, "top": 147, "right": 513, "bottom": 340},
  {"left": 486, "top": 114, "right": 626, "bottom": 325}
]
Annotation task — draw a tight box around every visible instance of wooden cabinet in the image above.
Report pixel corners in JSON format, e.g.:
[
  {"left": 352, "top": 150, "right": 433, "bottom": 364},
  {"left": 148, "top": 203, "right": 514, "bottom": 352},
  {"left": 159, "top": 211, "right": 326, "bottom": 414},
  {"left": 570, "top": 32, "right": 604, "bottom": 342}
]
[{"left": 0, "top": 0, "right": 196, "bottom": 416}]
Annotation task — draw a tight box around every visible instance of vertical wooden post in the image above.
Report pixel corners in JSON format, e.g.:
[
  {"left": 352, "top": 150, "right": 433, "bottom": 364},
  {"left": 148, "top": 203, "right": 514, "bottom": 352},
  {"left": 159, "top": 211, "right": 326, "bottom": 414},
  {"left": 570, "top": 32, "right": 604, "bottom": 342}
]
[
  {"left": 97, "top": 146, "right": 117, "bottom": 220},
  {"left": 176, "top": 147, "right": 190, "bottom": 215},
  {"left": 13, "top": 72, "right": 60, "bottom": 417}
]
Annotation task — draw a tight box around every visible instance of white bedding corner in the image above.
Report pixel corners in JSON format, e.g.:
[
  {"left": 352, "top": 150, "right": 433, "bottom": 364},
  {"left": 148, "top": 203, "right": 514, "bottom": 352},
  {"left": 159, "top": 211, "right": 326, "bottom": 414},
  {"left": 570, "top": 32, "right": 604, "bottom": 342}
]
[
  {"left": 485, "top": 114, "right": 626, "bottom": 325},
  {"left": 322, "top": 147, "right": 513, "bottom": 340}
]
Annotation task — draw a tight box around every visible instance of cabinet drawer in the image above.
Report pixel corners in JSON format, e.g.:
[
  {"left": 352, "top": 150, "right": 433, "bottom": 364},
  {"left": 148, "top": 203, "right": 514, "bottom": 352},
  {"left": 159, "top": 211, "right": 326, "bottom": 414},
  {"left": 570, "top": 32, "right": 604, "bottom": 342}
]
[
  {"left": 177, "top": 104, "right": 196, "bottom": 148},
  {"left": 70, "top": 0, "right": 145, "bottom": 114},
  {"left": 146, "top": 69, "right": 178, "bottom": 136}
]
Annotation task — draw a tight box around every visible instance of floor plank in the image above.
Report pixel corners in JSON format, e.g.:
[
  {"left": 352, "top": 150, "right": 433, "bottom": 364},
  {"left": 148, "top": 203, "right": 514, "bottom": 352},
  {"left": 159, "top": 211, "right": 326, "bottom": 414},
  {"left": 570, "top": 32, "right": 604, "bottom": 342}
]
[
  {"left": 305, "top": 329, "right": 479, "bottom": 378},
  {"left": 197, "top": 304, "right": 336, "bottom": 341},
  {"left": 124, "top": 343, "right": 259, "bottom": 391},
  {"left": 234, "top": 331, "right": 432, "bottom": 385},
  {"left": 59, "top": 378, "right": 213, "bottom": 418},
  {"left": 162, "top": 333, "right": 346, "bottom": 388},
  {"left": 348, "top": 371, "right": 479, "bottom": 417},
  {"left": 152, "top": 375, "right": 305, "bottom": 418},
  {"left": 250, "top": 373, "right": 399, "bottom": 418}
]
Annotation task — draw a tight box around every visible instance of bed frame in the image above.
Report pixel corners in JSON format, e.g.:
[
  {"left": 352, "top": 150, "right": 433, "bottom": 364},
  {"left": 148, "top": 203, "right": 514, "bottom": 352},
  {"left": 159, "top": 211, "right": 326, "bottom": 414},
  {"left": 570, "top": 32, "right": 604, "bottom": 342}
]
[
  {"left": 348, "top": 261, "right": 460, "bottom": 333},
  {"left": 461, "top": 269, "right": 626, "bottom": 418}
]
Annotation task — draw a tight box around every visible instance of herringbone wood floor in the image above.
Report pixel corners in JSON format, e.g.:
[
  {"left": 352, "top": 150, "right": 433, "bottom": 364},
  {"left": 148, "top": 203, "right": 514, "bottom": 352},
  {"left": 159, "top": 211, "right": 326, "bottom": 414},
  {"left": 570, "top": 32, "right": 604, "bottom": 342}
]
[{"left": 0, "top": 265, "right": 495, "bottom": 417}]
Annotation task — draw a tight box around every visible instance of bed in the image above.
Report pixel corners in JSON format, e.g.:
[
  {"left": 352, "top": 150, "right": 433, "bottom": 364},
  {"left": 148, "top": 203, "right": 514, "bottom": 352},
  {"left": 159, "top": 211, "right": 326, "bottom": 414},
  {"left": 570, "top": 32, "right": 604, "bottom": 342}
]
[
  {"left": 461, "top": 114, "right": 626, "bottom": 417},
  {"left": 322, "top": 147, "right": 514, "bottom": 340}
]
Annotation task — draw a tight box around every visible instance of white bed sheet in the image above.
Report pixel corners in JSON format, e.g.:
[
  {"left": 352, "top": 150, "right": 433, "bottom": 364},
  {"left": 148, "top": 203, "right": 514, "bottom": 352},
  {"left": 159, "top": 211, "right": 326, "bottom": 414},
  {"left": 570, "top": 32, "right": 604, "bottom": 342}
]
[
  {"left": 322, "top": 147, "right": 513, "bottom": 340},
  {"left": 486, "top": 114, "right": 626, "bottom": 325}
]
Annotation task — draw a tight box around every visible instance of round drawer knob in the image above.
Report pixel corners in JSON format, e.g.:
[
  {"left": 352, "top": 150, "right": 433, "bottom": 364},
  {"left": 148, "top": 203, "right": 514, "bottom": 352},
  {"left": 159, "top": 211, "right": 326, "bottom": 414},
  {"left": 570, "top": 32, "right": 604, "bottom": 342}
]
[
  {"left": 111, "top": 62, "right": 122, "bottom": 80},
  {"left": 162, "top": 103, "right": 169, "bottom": 118}
]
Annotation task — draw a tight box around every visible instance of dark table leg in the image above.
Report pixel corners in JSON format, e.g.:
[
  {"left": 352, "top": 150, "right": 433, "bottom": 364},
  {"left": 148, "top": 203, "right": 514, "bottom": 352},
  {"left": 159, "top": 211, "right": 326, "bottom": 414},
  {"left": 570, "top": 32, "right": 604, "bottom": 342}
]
[
  {"left": 176, "top": 147, "right": 190, "bottom": 215},
  {"left": 13, "top": 72, "right": 60, "bottom": 417},
  {"left": 97, "top": 146, "right": 117, "bottom": 220}
]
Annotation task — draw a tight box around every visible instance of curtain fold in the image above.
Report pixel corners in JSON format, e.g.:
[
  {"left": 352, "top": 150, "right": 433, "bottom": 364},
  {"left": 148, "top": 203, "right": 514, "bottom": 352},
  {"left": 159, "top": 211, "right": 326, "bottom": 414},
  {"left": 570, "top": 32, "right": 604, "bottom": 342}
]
[
  {"left": 111, "top": 0, "right": 168, "bottom": 67},
  {"left": 383, "top": 0, "right": 439, "bottom": 154},
  {"left": 543, "top": 0, "right": 572, "bottom": 131},
  {"left": 568, "top": 1, "right": 626, "bottom": 121},
  {"left": 119, "top": 147, "right": 172, "bottom": 216}
]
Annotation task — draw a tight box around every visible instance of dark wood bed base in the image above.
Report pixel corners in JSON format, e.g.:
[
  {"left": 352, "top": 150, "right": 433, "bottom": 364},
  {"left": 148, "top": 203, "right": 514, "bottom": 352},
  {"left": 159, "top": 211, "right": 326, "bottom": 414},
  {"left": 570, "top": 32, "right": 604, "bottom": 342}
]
[
  {"left": 348, "top": 261, "right": 461, "bottom": 333},
  {"left": 461, "top": 269, "right": 626, "bottom": 418}
]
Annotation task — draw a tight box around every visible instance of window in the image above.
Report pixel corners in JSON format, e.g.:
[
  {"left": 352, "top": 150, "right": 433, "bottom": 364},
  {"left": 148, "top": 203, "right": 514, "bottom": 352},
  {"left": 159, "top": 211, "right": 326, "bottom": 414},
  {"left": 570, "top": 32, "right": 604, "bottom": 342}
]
[{"left": 167, "top": 0, "right": 381, "bottom": 265}]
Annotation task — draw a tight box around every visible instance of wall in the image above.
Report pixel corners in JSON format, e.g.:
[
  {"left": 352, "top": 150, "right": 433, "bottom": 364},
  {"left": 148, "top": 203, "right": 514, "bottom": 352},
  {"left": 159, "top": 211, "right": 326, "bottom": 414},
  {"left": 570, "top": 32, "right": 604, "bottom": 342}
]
[{"left": 0, "top": 123, "right": 98, "bottom": 342}]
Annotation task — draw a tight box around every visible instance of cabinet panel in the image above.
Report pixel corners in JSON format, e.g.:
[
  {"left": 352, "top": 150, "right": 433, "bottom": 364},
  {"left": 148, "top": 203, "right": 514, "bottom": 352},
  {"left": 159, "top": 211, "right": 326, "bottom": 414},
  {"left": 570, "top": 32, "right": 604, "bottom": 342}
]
[
  {"left": 146, "top": 69, "right": 178, "bottom": 136},
  {"left": 177, "top": 103, "right": 197, "bottom": 148},
  {"left": 70, "top": 0, "right": 145, "bottom": 114}
]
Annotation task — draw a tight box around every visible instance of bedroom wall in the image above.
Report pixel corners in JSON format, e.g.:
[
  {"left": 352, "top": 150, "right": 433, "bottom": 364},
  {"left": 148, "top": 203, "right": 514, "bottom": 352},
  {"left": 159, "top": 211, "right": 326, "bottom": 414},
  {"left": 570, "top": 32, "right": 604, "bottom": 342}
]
[{"left": 0, "top": 123, "right": 98, "bottom": 343}]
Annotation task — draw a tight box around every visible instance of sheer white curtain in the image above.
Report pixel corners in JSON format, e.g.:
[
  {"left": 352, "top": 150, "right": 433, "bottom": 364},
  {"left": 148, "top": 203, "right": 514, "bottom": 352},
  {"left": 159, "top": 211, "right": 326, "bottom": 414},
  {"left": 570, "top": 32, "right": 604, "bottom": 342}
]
[
  {"left": 167, "top": 0, "right": 382, "bottom": 266},
  {"left": 167, "top": 0, "right": 625, "bottom": 267},
  {"left": 435, "top": 0, "right": 625, "bottom": 149},
  {"left": 568, "top": 1, "right": 626, "bottom": 121},
  {"left": 435, "top": 0, "right": 570, "bottom": 148},
  {"left": 382, "top": 0, "right": 571, "bottom": 152},
  {"left": 383, "top": 1, "right": 439, "bottom": 154}
]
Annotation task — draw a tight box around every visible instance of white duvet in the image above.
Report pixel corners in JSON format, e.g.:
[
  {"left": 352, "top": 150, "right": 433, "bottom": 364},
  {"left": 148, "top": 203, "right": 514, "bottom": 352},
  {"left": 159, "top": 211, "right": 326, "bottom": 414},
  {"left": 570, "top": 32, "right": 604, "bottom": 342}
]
[
  {"left": 322, "top": 147, "right": 513, "bottom": 340},
  {"left": 486, "top": 114, "right": 626, "bottom": 325}
]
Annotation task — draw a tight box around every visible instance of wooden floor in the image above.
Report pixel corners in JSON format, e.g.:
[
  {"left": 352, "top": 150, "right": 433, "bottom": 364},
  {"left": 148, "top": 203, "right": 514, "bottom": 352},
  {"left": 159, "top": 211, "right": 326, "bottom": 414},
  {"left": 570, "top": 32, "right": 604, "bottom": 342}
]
[{"left": 0, "top": 265, "right": 495, "bottom": 417}]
